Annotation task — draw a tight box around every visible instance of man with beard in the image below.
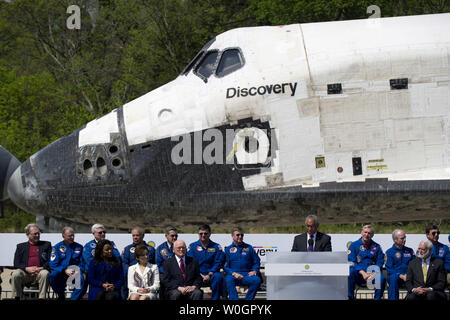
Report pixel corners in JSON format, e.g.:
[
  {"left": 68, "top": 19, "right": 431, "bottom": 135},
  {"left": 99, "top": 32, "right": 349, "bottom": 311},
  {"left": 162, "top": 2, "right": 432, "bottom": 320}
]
[{"left": 405, "top": 240, "right": 447, "bottom": 300}]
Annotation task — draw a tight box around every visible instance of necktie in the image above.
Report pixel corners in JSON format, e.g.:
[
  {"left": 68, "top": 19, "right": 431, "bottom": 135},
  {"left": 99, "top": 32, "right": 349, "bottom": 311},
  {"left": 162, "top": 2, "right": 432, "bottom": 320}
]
[
  {"left": 422, "top": 260, "right": 427, "bottom": 283},
  {"left": 180, "top": 258, "right": 186, "bottom": 280},
  {"left": 307, "top": 237, "right": 314, "bottom": 252}
]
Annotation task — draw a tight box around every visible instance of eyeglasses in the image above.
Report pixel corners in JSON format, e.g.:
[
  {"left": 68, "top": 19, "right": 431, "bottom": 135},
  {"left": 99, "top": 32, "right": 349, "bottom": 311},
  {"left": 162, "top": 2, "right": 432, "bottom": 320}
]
[
  {"left": 234, "top": 234, "right": 244, "bottom": 237},
  {"left": 431, "top": 231, "right": 440, "bottom": 236},
  {"left": 199, "top": 232, "right": 209, "bottom": 235}
]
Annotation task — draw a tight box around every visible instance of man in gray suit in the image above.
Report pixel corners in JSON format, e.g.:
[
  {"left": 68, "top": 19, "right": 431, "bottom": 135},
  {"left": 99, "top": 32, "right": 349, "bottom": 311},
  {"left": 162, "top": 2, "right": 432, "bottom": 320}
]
[
  {"left": 405, "top": 240, "right": 447, "bottom": 300},
  {"left": 291, "top": 215, "right": 332, "bottom": 252}
]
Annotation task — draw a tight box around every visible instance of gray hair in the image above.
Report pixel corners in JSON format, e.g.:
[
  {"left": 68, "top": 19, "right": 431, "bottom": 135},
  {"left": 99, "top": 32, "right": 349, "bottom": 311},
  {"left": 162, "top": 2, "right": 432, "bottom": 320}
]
[
  {"left": 165, "top": 226, "right": 178, "bottom": 235},
  {"left": 25, "top": 224, "right": 40, "bottom": 235},
  {"left": 362, "top": 225, "right": 374, "bottom": 234},
  {"left": 62, "top": 226, "right": 74, "bottom": 235},
  {"left": 392, "top": 229, "right": 404, "bottom": 240},
  {"left": 419, "top": 239, "right": 433, "bottom": 251},
  {"left": 132, "top": 227, "right": 144, "bottom": 235},
  {"left": 91, "top": 223, "right": 105, "bottom": 233},
  {"left": 305, "top": 215, "right": 319, "bottom": 227}
]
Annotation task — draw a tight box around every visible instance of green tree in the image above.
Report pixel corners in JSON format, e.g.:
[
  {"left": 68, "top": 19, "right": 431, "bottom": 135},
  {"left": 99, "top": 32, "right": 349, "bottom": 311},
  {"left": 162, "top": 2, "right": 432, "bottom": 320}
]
[
  {"left": 0, "top": 67, "right": 93, "bottom": 162},
  {"left": 247, "top": 0, "right": 450, "bottom": 25}
]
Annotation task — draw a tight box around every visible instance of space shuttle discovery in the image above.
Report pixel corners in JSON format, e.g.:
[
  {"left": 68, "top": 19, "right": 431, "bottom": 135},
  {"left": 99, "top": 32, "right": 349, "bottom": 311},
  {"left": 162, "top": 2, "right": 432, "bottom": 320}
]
[{"left": 2, "top": 13, "right": 450, "bottom": 232}]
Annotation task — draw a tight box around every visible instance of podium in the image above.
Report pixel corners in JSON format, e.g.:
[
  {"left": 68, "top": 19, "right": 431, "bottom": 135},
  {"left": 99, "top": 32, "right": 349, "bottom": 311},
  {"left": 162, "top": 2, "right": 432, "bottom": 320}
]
[{"left": 265, "top": 252, "right": 348, "bottom": 300}]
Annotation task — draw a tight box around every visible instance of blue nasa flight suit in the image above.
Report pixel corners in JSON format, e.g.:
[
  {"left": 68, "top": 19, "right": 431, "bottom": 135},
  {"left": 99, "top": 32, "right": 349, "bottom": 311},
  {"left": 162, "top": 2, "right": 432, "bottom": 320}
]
[
  {"left": 49, "top": 241, "right": 85, "bottom": 300},
  {"left": 431, "top": 241, "right": 450, "bottom": 272},
  {"left": 385, "top": 244, "right": 415, "bottom": 300},
  {"left": 187, "top": 239, "right": 225, "bottom": 300},
  {"left": 348, "top": 238, "right": 386, "bottom": 300},
  {"left": 156, "top": 242, "right": 174, "bottom": 273},
  {"left": 224, "top": 242, "right": 261, "bottom": 300},
  {"left": 120, "top": 242, "right": 156, "bottom": 299}
]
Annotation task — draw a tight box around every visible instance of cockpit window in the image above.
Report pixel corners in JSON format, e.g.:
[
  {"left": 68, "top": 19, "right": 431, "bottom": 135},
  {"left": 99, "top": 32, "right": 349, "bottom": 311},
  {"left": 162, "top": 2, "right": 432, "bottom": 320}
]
[
  {"left": 181, "top": 37, "right": 216, "bottom": 76},
  {"left": 195, "top": 50, "right": 219, "bottom": 79},
  {"left": 216, "top": 49, "right": 244, "bottom": 77},
  {"left": 181, "top": 50, "right": 204, "bottom": 76}
]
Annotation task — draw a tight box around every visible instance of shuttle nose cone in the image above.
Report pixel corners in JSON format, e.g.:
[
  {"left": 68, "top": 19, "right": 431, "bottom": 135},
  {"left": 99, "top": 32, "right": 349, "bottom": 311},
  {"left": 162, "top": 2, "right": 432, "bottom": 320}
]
[
  {"left": 7, "top": 166, "right": 27, "bottom": 210},
  {"left": 0, "top": 146, "right": 21, "bottom": 201}
]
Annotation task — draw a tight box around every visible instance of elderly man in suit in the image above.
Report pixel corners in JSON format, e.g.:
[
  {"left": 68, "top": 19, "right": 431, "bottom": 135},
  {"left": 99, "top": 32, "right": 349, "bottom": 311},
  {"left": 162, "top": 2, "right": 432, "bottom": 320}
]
[
  {"left": 161, "top": 240, "right": 203, "bottom": 300},
  {"left": 291, "top": 215, "right": 332, "bottom": 252},
  {"left": 12, "top": 224, "right": 52, "bottom": 300},
  {"left": 405, "top": 240, "right": 447, "bottom": 300}
]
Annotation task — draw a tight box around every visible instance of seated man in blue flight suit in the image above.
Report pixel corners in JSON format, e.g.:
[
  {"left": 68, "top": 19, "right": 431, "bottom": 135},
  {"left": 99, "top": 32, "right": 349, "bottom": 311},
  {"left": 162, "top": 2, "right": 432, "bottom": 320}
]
[
  {"left": 81, "top": 223, "right": 121, "bottom": 272},
  {"left": 348, "top": 225, "right": 386, "bottom": 300},
  {"left": 385, "top": 229, "right": 415, "bottom": 300},
  {"left": 121, "top": 226, "right": 156, "bottom": 299},
  {"left": 80, "top": 223, "right": 121, "bottom": 298},
  {"left": 155, "top": 226, "right": 178, "bottom": 273},
  {"left": 224, "top": 227, "right": 261, "bottom": 300},
  {"left": 187, "top": 224, "right": 225, "bottom": 300},
  {"left": 426, "top": 225, "right": 450, "bottom": 273},
  {"left": 49, "top": 226, "right": 85, "bottom": 300}
]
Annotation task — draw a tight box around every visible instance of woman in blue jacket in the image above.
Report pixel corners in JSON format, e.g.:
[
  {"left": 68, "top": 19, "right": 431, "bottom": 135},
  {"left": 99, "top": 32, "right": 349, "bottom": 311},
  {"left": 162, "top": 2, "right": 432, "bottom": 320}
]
[{"left": 88, "top": 239, "right": 124, "bottom": 300}]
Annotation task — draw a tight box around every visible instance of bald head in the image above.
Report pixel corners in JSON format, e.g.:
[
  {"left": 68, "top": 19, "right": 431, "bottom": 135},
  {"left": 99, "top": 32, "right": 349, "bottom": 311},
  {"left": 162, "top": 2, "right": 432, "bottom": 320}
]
[{"left": 173, "top": 240, "right": 187, "bottom": 258}]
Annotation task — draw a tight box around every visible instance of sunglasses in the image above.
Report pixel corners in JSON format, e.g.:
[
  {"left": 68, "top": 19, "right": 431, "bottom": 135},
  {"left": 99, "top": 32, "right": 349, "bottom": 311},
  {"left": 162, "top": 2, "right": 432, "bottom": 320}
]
[
  {"left": 97, "top": 231, "right": 106, "bottom": 235},
  {"left": 234, "top": 234, "right": 244, "bottom": 237},
  {"left": 431, "top": 231, "right": 440, "bottom": 236}
]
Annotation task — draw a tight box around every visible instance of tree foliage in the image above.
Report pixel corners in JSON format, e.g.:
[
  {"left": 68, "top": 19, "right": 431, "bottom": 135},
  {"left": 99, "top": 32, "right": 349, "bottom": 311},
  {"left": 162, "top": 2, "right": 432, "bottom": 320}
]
[
  {"left": 0, "top": 67, "right": 94, "bottom": 162},
  {"left": 248, "top": 0, "right": 450, "bottom": 25}
]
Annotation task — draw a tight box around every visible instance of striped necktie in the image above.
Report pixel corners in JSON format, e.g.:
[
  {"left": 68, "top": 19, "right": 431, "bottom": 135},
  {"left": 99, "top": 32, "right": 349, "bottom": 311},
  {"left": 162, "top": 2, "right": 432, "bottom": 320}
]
[{"left": 180, "top": 258, "right": 186, "bottom": 280}]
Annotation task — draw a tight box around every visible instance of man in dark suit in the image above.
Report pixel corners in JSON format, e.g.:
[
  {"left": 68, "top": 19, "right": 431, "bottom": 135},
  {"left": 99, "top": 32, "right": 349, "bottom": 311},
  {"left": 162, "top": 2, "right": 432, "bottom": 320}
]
[
  {"left": 405, "top": 240, "right": 447, "bottom": 300},
  {"left": 12, "top": 224, "right": 52, "bottom": 299},
  {"left": 161, "top": 240, "right": 203, "bottom": 300},
  {"left": 291, "top": 215, "right": 332, "bottom": 252}
]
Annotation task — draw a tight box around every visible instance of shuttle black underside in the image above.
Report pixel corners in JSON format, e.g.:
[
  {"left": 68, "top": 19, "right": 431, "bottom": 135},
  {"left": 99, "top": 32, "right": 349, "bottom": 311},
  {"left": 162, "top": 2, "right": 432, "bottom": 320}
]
[{"left": 14, "top": 117, "right": 450, "bottom": 233}]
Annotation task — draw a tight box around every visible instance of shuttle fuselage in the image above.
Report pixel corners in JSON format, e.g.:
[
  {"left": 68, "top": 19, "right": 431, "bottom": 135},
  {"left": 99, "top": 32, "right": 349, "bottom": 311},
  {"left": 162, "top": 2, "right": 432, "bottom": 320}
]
[{"left": 4, "top": 14, "right": 450, "bottom": 231}]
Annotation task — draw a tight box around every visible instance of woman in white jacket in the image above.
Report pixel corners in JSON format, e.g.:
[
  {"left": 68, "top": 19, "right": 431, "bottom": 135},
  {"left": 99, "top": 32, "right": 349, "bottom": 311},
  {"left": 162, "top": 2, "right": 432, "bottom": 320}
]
[{"left": 128, "top": 245, "right": 160, "bottom": 300}]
